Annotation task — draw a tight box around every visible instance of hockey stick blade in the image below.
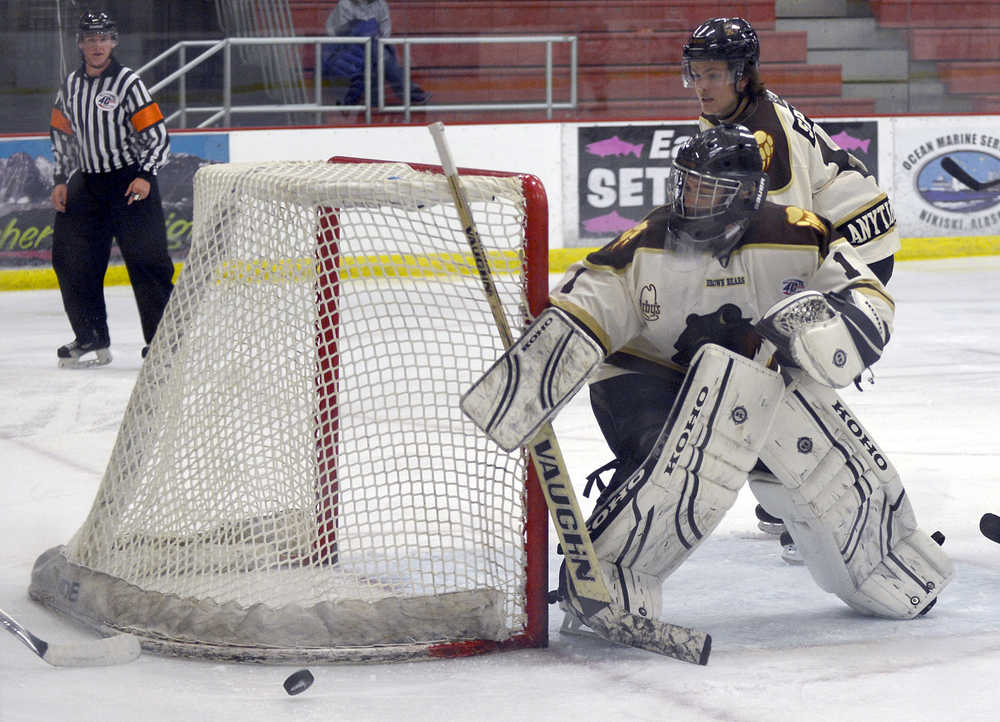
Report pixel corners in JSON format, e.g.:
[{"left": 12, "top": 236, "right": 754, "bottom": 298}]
[
  {"left": 981, "top": 513, "right": 1000, "bottom": 545},
  {"left": 583, "top": 605, "right": 711, "bottom": 665},
  {"left": 941, "top": 157, "right": 1000, "bottom": 192},
  {"left": 1, "top": 608, "right": 141, "bottom": 667}
]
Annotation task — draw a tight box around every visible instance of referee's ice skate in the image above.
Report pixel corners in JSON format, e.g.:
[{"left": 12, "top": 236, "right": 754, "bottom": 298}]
[{"left": 57, "top": 333, "right": 111, "bottom": 369}]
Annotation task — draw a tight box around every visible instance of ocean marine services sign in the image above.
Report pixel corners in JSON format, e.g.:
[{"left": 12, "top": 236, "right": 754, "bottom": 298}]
[{"left": 893, "top": 117, "right": 1000, "bottom": 237}]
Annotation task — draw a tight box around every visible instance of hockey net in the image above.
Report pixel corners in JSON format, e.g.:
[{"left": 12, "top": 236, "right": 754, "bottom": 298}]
[{"left": 30, "top": 157, "right": 549, "bottom": 662}]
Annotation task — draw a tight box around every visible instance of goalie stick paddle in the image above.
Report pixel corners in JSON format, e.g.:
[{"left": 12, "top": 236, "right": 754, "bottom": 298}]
[
  {"left": 0, "top": 607, "right": 141, "bottom": 667},
  {"left": 981, "top": 513, "right": 1000, "bottom": 545},
  {"left": 941, "top": 157, "right": 1000, "bottom": 192},
  {"left": 428, "top": 121, "right": 710, "bottom": 666}
]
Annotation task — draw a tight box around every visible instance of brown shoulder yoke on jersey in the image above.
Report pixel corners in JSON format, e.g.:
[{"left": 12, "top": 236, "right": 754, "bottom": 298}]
[
  {"left": 738, "top": 97, "right": 792, "bottom": 192},
  {"left": 735, "top": 201, "right": 836, "bottom": 257},
  {"left": 584, "top": 206, "right": 671, "bottom": 270}
]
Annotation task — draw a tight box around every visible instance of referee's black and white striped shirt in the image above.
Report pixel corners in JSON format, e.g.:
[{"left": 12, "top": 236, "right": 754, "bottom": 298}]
[{"left": 50, "top": 56, "right": 169, "bottom": 185}]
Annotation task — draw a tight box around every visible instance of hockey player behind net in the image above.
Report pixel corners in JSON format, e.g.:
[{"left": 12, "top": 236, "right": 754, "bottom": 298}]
[
  {"left": 462, "top": 124, "right": 952, "bottom": 637},
  {"left": 681, "top": 17, "right": 904, "bottom": 553}
]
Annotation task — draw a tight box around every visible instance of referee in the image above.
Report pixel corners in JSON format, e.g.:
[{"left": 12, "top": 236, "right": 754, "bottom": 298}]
[{"left": 49, "top": 11, "right": 175, "bottom": 368}]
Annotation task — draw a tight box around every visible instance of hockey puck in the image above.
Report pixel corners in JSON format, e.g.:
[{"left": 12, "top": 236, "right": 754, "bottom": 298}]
[
  {"left": 283, "top": 668, "right": 314, "bottom": 696},
  {"left": 981, "top": 513, "right": 1000, "bottom": 544}
]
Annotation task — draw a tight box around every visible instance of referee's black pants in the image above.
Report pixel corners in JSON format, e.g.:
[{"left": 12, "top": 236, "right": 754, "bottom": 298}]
[{"left": 52, "top": 165, "right": 174, "bottom": 345}]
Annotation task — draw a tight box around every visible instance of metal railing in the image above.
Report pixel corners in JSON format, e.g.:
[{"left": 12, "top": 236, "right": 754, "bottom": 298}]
[{"left": 138, "top": 35, "right": 578, "bottom": 129}]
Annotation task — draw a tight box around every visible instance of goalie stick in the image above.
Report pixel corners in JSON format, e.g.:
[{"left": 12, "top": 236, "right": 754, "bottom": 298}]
[
  {"left": 428, "top": 121, "right": 711, "bottom": 665},
  {"left": 1, "top": 607, "right": 141, "bottom": 667},
  {"left": 981, "top": 513, "right": 1000, "bottom": 545},
  {"left": 941, "top": 157, "right": 1000, "bottom": 192}
]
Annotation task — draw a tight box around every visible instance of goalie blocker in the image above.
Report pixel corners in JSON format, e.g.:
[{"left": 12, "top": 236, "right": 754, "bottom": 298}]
[{"left": 461, "top": 307, "right": 603, "bottom": 451}]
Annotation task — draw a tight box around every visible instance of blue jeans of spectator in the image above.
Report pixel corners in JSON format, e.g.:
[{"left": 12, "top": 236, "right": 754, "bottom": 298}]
[{"left": 343, "top": 46, "right": 426, "bottom": 105}]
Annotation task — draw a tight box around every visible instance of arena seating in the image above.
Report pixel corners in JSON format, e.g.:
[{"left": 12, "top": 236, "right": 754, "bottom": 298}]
[
  {"left": 870, "top": 0, "right": 1000, "bottom": 27},
  {"left": 289, "top": 0, "right": 877, "bottom": 122},
  {"left": 870, "top": 1, "right": 1000, "bottom": 113}
]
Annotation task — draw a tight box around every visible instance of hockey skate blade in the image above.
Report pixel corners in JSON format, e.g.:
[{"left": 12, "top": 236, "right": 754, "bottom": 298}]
[
  {"left": 566, "top": 606, "right": 711, "bottom": 665},
  {"left": 758, "top": 519, "right": 786, "bottom": 536},
  {"left": 58, "top": 348, "right": 112, "bottom": 369}
]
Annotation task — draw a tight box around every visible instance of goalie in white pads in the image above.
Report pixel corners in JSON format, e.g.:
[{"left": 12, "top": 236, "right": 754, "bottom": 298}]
[{"left": 463, "top": 124, "right": 951, "bottom": 634}]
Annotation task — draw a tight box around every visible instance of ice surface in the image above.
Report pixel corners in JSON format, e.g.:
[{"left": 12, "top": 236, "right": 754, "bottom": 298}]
[{"left": 2, "top": 257, "right": 999, "bottom": 721}]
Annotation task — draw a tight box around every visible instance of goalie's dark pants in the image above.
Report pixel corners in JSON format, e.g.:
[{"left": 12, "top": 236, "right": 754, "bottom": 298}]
[
  {"left": 52, "top": 166, "right": 174, "bottom": 345},
  {"left": 588, "top": 371, "right": 684, "bottom": 498}
]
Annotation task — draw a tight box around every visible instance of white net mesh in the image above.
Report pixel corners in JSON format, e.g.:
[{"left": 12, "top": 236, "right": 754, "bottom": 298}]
[{"left": 30, "top": 160, "right": 544, "bottom": 661}]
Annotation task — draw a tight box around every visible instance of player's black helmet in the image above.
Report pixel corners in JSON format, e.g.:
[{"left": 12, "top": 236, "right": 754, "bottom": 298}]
[
  {"left": 681, "top": 17, "right": 759, "bottom": 88},
  {"left": 666, "top": 123, "right": 768, "bottom": 258},
  {"left": 78, "top": 11, "right": 118, "bottom": 41}
]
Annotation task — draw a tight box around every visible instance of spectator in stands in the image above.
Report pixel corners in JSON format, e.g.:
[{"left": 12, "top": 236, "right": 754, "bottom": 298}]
[
  {"left": 322, "top": 0, "right": 428, "bottom": 106},
  {"left": 681, "top": 17, "right": 902, "bottom": 559}
]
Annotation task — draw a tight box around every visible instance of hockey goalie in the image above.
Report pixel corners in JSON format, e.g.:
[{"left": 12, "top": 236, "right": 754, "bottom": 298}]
[{"left": 462, "top": 123, "right": 952, "bottom": 635}]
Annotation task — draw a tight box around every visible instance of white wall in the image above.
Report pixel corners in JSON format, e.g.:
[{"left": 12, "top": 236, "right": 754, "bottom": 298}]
[
  {"left": 229, "top": 122, "right": 567, "bottom": 242},
  {"left": 227, "top": 115, "right": 1000, "bottom": 248}
]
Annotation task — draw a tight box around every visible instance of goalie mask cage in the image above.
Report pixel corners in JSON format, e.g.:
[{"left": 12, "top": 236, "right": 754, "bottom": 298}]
[{"left": 29, "top": 156, "right": 549, "bottom": 663}]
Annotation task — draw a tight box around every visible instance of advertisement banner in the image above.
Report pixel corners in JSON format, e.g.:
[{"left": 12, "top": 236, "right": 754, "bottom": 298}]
[
  {"left": 0, "top": 132, "right": 229, "bottom": 268},
  {"left": 577, "top": 123, "right": 699, "bottom": 244},
  {"left": 820, "top": 120, "right": 881, "bottom": 184},
  {"left": 893, "top": 118, "right": 1000, "bottom": 238},
  {"left": 576, "top": 120, "right": 881, "bottom": 247}
]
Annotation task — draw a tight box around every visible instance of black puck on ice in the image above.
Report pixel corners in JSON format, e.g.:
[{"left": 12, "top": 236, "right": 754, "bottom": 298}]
[
  {"left": 981, "top": 513, "right": 1000, "bottom": 544},
  {"left": 283, "top": 668, "right": 314, "bottom": 696}
]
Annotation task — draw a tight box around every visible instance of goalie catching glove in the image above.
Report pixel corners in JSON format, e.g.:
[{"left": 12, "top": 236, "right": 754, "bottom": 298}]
[
  {"left": 757, "top": 289, "right": 890, "bottom": 388},
  {"left": 461, "top": 307, "right": 604, "bottom": 451}
]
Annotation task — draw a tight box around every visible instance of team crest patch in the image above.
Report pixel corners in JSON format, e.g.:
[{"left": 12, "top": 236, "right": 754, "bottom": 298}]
[
  {"left": 95, "top": 91, "right": 119, "bottom": 110},
  {"left": 638, "top": 283, "right": 661, "bottom": 321},
  {"left": 780, "top": 278, "right": 805, "bottom": 295}
]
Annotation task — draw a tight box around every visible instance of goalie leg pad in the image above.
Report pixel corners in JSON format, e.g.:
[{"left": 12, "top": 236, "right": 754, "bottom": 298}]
[
  {"left": 461, "top": 307, "right": 603, "bottom": 451},
  {"left": 752, "top": 371, "right": 953, "bottom": 618},
  {"left": 583, "top": 343, "right": 784, "bottom": 617}
]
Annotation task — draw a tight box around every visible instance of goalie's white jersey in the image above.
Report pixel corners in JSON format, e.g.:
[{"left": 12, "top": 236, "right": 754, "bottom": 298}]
[
  {"left": 549, "top": 201, "right": 894, "bottom": 382},
  {"left": 701, "top": 91, "right": 899, "bottom": 266}
]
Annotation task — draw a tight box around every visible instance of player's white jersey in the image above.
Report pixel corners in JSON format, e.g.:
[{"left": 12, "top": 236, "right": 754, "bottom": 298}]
[
  {"left": 700, "top": 91, "right": 899, "bottom": 265},
  {"left": 549, "top": 201, "right": 894, "bottom": 382}
]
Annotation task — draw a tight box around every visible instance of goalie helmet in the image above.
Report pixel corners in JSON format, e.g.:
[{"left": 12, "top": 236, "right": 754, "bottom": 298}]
[
  {"left": 666, "top": 123, "right": 768, "bottom": 258},
  {"left": 78, "top": 11, "right": 118, "bottom": 41},
  {"left": 681, "top": 17, "right": 760, "bottom": 88}
]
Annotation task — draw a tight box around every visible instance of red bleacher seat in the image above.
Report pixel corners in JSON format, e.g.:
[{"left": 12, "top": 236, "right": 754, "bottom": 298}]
[
  {"left": 939, "top": 63, "right": 1000, "bottom": 94},
  {"left": 909, "top": 29, "right": 1000, "bottom": 61},
  {"left": 414, "top": 63, "right": 841, "bottom": 105},
  {"left": 401, "top": 30, "right": 806, "bottom": 69},
  {"left": 871, "top": 0, "right": 1000, "bottom": 28},
  {"left": 289, "top": 1, "right": 777, "bottom": 36},
  {"left": 290, "top": 1, "right": 867, "bottom": 122},
  {"left": 972, "top": 96, "right": 1000, "bottom": 112}
]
